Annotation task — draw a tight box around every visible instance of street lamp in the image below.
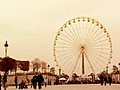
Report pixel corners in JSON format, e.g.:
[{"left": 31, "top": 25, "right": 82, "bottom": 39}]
[
  {"left": 4, "top": 41, "right": 9, "bottom": 57},
  {"left": 59, "top": 67, "right": 61, "bottom": 76},
  {"left": 47, "top": 65, "right": 50, "bottom": 85},
  {"left": 48, "top": 65, "right": 50, "bottom": 73},
  {"left": 3, "top": 41, "right": 9, "bottom": 90}
]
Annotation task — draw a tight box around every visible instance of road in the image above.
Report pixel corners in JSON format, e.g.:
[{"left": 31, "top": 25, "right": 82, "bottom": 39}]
[{"left": 1, "top": 84, "right": 120, "bottom": 90}]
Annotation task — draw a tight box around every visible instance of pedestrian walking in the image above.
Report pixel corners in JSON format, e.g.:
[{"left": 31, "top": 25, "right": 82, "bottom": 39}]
[
  {"left": 14, "top": 76, "right": 18, "bottom": 88},
  {"left": 3, "top": 73, "right": 7, "bottom": 88},
  {"left": 108, "top": 74, "right": 112, "bottom": 85},
  {"left": 102, "top": 71, "right": 107, "bottom": 86},
  {"left": 103, "top": 75, "right": 107, "bottom": 86},
  {"left": 37, "top": 73, "right": 44, "bottom": 89},
  {"left": 31, "top": 75, "right": 37, "bottom": 89},
  {"left": 44, "top": 77, "right": 47, "bottom": 87},
  {"left": 99, "top": 73, "right": 104, "bottom": 85}
]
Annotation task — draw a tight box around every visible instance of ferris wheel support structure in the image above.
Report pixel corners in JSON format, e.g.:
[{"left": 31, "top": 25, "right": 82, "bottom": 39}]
[{"left": 81, "top": 46, "right": 85, "bottom": 74}]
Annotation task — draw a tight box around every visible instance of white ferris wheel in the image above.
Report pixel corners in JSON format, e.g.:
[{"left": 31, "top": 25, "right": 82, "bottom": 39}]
[{"left": 53, "top": 17, "right": 112, "bottom": 76}]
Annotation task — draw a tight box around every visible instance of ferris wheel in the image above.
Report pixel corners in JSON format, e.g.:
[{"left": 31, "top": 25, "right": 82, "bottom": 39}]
[{"left": 53, "top": 17, "right": 112, "bottom": 76}]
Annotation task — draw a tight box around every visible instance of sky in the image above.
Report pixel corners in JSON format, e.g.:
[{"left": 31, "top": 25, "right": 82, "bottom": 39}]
[{"left": 0, "top": 0, "right": 120, "bottom": 74}]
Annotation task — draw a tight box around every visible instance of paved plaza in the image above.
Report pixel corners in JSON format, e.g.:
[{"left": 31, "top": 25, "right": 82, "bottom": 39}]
[{"left": 1, "top": 84, "right": 120, "bottom": 90}]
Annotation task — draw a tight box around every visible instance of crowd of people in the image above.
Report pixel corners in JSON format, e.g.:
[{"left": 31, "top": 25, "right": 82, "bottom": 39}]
[
  {"left": 98, "top": 71, "right": 112, "bottom": 86},
  {"left": 14, "top": 73, "right": 45, "bottom": 89},
  {"left": 13, "top": 71, "right": 113, "bottom": 88},
  {"left": 0, "top": 71, "right": 113, "bottom": 90}
]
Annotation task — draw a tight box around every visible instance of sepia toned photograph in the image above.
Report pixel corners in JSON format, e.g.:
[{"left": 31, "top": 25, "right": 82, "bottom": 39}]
[{"left": 0, "top": 0, "right": 120, "bottom": 90}]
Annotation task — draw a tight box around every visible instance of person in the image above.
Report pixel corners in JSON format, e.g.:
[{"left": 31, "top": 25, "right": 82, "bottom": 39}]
[
  {"left": 103, "top": 74, "right": 107, "bottom": 86},
  {"left": 98, "top": 73, "right": 104, "bottom": 85},
  {"left": 37, "top": 73, "right": 44, "bottom": 89},
  {"left": 14, "top": 76, "right": 18, "bottom": 88},
  {"left": 24, "top": 80, "right": 28, "bottom": 89},
  {"left": 102, "top": 71, "right": 107, "bottom": 86},
  {"left": 44, "top": 77, "right": 47, "bottom": 87},
  {"left": 19, "top": 80, "right": 25, "bottom": 89},
  {"left": 2, "top": 73, "right": 7, "bottom": 88},
  {"left": 108, "top": 74, "right": 112, "bottom": 85},
  {"left": 31, "top": 75, "right": 37, "bottom": 89}
]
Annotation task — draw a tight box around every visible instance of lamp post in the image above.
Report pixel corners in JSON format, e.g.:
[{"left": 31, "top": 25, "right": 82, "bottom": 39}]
[
  {"left": 48, "top": 65, "right": 50, "bottom": 73},
  {"left": 47, "top": 65, "right": 50, "bottom": 85},
  {"left": 59, "top": 67, "right": 61, "bottom": 76},
  {"left": 4, "top": 41, "right": 9, "bottom": 57},
  {"left": 3, "top": 41, "right": 9, "bottom": 90}
]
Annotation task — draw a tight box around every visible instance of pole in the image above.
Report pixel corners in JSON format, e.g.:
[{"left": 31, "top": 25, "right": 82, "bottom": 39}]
[
  {"left": 4, "top": 41, "right": 8, "bottom": 57},
  {"left": 5, "top": 48, "right": 7, "bottom": 57},
  {"left": 4, "top": 41, "right": 9, "bottom": 90},
  {"left": 59, "top": 68, "right": 61, "bottom": 76},
  {"left": 81, "top": 46, "right": 85, "bottom": 74},
  {"left": 47, "top": 65, "right": 50, "bottom": 85}
]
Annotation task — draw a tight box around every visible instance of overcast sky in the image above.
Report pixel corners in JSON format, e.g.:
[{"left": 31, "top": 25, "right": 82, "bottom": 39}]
[{"left": 0, "top": 0, "right": 120, "bottom": 73}]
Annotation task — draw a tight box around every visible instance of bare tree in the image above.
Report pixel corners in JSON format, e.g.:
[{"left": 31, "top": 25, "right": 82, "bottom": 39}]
[
  {"left": 41, "top": 61, "right": 47, "bottom": 73},
  {"left": 31, "top": 58, "right": 41, "bottom": 73},
  {"left": 50, "top": 67, "right": 55, "bottom": 74}
]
